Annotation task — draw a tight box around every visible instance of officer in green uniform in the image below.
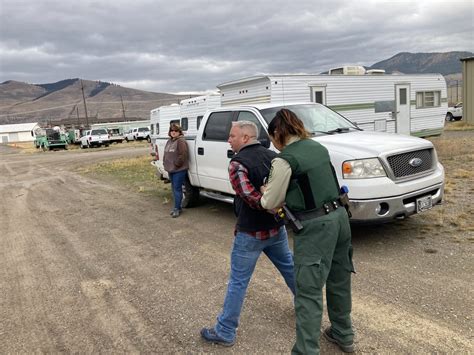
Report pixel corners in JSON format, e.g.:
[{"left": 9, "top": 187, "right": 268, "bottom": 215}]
[{"left": 260, "top": 108, "right": 355, "bottom": 354}]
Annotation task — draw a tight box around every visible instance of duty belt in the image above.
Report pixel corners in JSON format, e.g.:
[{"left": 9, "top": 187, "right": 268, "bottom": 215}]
[{"left": 295, "top": 199, "right": 341, "bottom": 221}]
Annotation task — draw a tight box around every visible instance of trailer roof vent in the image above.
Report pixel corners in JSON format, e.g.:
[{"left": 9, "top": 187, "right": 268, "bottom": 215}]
[
  {"left": 366, "top": 69, "right": 386, "bottom": 75},
  {"left": 328, "top": 66, "right": 366, "bottom": 75}
]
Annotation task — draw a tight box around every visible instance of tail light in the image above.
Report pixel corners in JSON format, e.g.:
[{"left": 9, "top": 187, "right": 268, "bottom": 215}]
[
  {"left": 155, "top": 144, "right": 159, "bottom": 160},
  {"left": 88, "top": 136, "right": 92, "bottom": 141}
]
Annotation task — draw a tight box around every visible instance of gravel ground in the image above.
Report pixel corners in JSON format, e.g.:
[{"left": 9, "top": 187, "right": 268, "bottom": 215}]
[{"left": 0, "top": 133, "right": 472, "bottom": 353}]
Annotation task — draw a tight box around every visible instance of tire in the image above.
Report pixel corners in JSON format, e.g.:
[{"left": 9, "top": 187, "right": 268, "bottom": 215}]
[
  {"left": 125, "top": 137, "right": 129, "bottom": 142},
  {"left": 147, "top": 136, "right": 151, "bottom": 143},
  {"left": 41, "top": 144, "right": 47, "bottom": 152},
  {"left": 445, "top": 112, "right": 453, "bottom": 121},
  {"left": 181, "top": 177, "right": 200, "bottom": 208},
  {"left": 454, "top": 117, "right": 462, "bottom": 121}
]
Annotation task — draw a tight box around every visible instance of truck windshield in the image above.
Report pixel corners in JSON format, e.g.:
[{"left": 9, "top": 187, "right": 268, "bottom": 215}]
[{"left": 259, "top": 104, "right": 359, "bottom": 135}]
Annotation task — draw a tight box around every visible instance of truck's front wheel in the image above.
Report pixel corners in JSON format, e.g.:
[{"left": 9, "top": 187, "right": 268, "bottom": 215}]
[{"left": 182, "top": 178, "right": 200, "bottom": 208}]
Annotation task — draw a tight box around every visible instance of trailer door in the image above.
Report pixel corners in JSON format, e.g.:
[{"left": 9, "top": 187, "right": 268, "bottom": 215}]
[{"left": 395, "top": 84, "right": 411, "bottom": 135}]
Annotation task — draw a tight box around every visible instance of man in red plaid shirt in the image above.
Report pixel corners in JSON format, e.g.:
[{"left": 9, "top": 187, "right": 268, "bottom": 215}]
[{"left": 201, "top": 121, "right": 295, "bottom": 347}]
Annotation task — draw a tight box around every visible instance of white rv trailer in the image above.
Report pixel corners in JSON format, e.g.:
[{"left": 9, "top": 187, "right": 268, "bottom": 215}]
[
  {"left": 217, "top": 73, "right": 448, "bottom": 137},
  {"left": 154, "top": 104, "right": 181, "bottom": 138},
  {"left": 179, "top": 94, "right": 221, "bottom": 135}
]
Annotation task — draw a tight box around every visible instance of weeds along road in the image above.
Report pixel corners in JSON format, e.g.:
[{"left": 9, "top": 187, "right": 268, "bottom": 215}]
[{"left": 0, "top": 143, "right": 472, "bottom": 353}]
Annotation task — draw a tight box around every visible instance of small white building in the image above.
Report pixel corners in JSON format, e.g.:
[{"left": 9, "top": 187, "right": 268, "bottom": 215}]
[{"left": 0, "top": 122, "right": 40, "bottom": 143}]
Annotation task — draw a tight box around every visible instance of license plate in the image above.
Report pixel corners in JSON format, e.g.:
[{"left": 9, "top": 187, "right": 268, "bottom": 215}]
[{"left": 416, "top": 195, "right": 432, "bottom": 213}]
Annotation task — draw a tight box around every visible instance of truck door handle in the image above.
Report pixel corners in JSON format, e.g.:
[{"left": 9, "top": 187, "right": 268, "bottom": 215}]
[
  {"left": 198, "top": 147, "right": 204, "bottom": 155},
  {"left": 227, "top": 150, "right": 234, "bottom": 158}
]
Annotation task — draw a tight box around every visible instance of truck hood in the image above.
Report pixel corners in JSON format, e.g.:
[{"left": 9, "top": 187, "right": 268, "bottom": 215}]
[{"left": 314, "top": 131, "right": 433, "bottom": 159}]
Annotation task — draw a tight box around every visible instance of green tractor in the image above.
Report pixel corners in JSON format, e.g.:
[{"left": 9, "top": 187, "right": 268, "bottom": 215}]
[{"left": 34, "top": 127, "right": 68, "bottom": 151}]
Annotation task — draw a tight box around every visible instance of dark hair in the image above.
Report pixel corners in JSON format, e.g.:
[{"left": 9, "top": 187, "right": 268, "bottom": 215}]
[
  {"left": 168, "top": 123, "right": 183, "bottom": 137},
  {"left": 268, "top": 109, "right": 310, "bottom": 147}
]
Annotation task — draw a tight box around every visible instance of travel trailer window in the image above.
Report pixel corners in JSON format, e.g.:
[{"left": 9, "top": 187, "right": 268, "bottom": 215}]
[
  {"left": 181, "top": 117, "right": 189, "bottom": 131},
  {"left": 314, "top": 91, "right": 323, "bottom": 104},
  {"left": 416, "top": 91, "right": 441, "bottom": 108},
  {"left": 374, "top": 100, "right": 395, "bottom": 113},
  {"left": 170, "top": 119, "right": 180, "bottom": 127},
  {"left": 197, "top": 115, "right": 203, "bottom": 129},
  {"left": 202, "top": 111, "right": 233, "bottom": 141},
  {"left": 156, "top": 124, "right": 160, "bottom": 134}
]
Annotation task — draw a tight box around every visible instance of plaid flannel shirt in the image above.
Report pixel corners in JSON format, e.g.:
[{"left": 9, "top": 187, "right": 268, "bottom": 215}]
[{"left": 229, "top": 160, "right": 279, "bottom": 240}]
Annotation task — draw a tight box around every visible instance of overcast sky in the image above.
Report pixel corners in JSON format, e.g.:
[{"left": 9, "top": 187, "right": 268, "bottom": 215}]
[{"left": 0, "top": 0, "right": 473, "bottom": 93}]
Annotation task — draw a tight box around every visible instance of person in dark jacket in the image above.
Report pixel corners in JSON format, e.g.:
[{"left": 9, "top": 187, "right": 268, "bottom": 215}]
[
  {"left": 163, "top": 123, "right": 189, "bottom": 218},
  {"left": 261, "top": 109, "right": 355, "bottom": 354},
  {"left": 200, "top": 121, "right": 295, "bottom": 347}
]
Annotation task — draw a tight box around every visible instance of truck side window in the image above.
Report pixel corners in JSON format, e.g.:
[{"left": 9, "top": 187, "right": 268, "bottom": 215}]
[
  {"left": 236, "top": 111, "right": 270, "bottom": 147},
  {"left": 203, "top": 111, "right": 233, "bottom": 141}
]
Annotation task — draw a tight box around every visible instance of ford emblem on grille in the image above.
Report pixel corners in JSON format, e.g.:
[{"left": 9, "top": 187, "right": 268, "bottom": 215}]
[{"left": 409, "top": 157, "right": 423, "bottom": 167}]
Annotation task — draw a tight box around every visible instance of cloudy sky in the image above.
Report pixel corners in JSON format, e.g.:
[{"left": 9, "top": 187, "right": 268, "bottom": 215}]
[{"left": 0, "top": 0, "right": 473, "bottom": 93}]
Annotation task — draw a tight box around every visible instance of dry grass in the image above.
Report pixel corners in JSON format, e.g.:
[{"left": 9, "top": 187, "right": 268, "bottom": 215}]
[
  {"left": 6, "top": 142, "right": 39, "bottom": 153},
  {"left": 422, "top": 132, "right": 474, "bottom": 240},
  {"left": 428, "top": 136, "right": 474, "bottom": 162},
  {"left": 6, "top": 139, "right": 149, "bottom": 153},
  {"left": 78, "top": 155, "right": 171, "bottom": 202},
  {"left": 445, "top": 121, "right": 474, "bottom": 131}
]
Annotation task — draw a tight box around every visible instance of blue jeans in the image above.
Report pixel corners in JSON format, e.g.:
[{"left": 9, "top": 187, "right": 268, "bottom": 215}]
[
  {"left": 169, "top": 170, "right": 187, "bottom": 210},
  {"left": 214, "top": 226, "right": 295, "bottom": 341}
]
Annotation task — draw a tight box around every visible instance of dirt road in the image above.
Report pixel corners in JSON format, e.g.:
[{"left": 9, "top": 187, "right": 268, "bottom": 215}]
[{"left": 0, "top": 143, "right": 472, "bottom": 353}]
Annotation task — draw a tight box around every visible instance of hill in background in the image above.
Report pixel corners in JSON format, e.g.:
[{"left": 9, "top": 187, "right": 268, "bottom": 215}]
[
  {"left": 369, "top": 51, "right": 472, "bottom": 74},
  {"left": 0, "top": 79, "right": 190, "bottom": 125}
]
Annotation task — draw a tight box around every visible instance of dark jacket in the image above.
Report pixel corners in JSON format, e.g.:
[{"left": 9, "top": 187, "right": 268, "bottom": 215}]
[{"left": 231, "top": 143, "right": 284, "bottom": 233}]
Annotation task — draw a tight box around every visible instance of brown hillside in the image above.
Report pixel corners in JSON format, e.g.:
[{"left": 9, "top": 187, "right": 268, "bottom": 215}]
[{"left": 0, "top": 79, "right": 190, "bottom": 125}]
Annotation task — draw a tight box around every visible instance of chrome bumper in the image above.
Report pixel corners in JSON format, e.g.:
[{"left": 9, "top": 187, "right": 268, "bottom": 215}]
[{"left": 349, "top": 183, "right": 444, "bottom": 223}]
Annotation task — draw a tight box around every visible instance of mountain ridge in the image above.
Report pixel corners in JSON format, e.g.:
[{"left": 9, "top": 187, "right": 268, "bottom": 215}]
[{"left": 0, "top": 79, "right": 190, "bottom": 125}]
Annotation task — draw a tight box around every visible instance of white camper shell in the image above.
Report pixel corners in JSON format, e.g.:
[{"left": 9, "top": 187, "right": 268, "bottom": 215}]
[
  {"left": 155, "top": 104, "right": 181, "bottom": 138},
  {"left": 179, "top": 94, "right": 221, "bottom": 136},
  {"left": 217, "top": 73, "right": 448, "bottom": 137}
]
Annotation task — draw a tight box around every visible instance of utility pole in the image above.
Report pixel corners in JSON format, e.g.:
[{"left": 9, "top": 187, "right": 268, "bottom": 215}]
[
  {"left": 81, "top": 80, "right": 89, "bottom": 128},
  {"left": 76, "top": 106, "right": 80, "bottom": 126},
  {"left": 120, "top": 94, "right": 126, "bottom": 121}
]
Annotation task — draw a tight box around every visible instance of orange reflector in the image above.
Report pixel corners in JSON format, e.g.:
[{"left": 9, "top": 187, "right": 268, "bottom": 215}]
[{"left": 342, "top": 162, "right": 352, "bottom": 174}]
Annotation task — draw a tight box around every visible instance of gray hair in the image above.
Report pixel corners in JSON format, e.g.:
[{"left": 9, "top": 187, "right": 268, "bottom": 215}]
[{"left": 232, "top": 120, "right": 258, "bottom": 138}]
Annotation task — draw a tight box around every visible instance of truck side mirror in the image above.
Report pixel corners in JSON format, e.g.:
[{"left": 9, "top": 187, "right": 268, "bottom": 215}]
[{"left": 259, "top": 137, "right": 270, "bottom": 148}]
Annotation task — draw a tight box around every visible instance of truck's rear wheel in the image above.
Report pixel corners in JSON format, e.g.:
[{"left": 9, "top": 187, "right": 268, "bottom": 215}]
[
  {"left": 445, "top": 112, "right": 453, "bottom": 121},
  {"left": 181, "top": 178, "right": 200, "bottom": 208}
]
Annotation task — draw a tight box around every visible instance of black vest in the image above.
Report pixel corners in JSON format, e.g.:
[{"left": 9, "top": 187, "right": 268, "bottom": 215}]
[{"left": 231, "top": 143, "right": 284, "bottom": 233}]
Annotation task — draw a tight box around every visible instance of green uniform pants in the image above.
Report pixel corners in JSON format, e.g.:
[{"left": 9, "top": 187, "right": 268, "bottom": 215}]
[{"left": 291, "top": 207, "right": 354, "bottom": 355}]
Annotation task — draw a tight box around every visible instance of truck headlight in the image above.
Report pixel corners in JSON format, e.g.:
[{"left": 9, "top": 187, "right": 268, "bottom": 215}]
[{"left": 342, "top": 158, "right": 387, "bottom": 179}]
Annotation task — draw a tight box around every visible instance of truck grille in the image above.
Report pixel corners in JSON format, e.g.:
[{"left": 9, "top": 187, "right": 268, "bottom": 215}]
[{"left": 386, "top": 149, "right": 433, "bottom": 178}]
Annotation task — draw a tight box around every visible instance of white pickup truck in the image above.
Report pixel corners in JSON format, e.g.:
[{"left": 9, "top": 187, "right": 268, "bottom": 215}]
[
  {"left": 152, "top": 103, "right": 444, "bottom": 223},
  {"left": 445, "top": 102, "right": 463, "bottom": 121},
  {"left": 125, "top": 127, "right": 151, "bottom": 142},
  {"left": 79, "top": 128, "right": 110, "bottom": 148}
]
